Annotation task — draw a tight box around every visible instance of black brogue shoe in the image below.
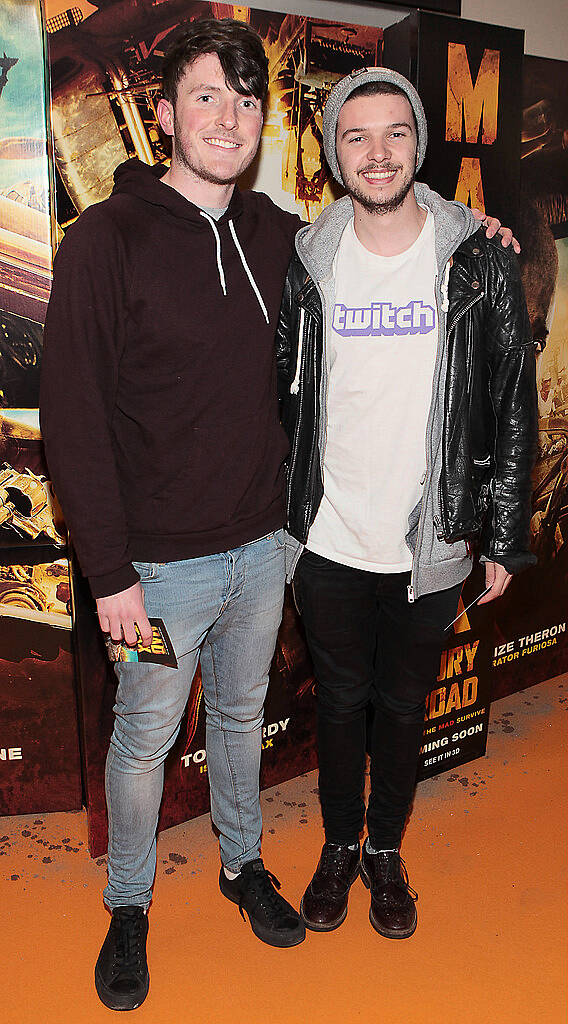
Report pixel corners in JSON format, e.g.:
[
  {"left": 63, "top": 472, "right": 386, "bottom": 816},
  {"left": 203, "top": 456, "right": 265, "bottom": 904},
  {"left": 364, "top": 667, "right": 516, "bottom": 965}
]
[
  {"left": 360, "top": 847, "right": 418, "bottom": 939},
  {"left": 300, "top": 843, "right": 360, "bottom": 931}
]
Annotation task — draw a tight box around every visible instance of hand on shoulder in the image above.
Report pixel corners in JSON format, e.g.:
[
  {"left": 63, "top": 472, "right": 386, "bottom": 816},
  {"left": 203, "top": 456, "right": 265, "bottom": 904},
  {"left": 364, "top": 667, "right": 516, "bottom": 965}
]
[{"left": 470, "top": 207, "right": 520, "bottom": 254}]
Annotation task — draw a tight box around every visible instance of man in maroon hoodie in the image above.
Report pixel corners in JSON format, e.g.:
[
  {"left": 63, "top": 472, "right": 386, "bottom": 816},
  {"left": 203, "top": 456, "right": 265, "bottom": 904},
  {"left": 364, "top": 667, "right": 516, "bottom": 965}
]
[
  {"left": 41, "top": 15, "right": 516, "bottom": 1012},
  {"left": 41, "top": 18, "right": 306, "bottom": 1011}
]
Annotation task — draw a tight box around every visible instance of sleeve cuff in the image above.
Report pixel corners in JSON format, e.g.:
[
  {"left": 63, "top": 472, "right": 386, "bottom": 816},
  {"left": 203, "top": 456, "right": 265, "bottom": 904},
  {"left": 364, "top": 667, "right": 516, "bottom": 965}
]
[
  {"left": 480, "top": 552, "right": 537, "bottom": 575},
  {"left": 88, "top": 562, "right": 140, "bottom": 600}
]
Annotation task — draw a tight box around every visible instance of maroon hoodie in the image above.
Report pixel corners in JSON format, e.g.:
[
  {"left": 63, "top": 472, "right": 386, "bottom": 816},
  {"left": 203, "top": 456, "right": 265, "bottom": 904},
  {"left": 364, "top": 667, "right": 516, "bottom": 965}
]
[{"left": 40, "top": 159, "right": 302, "bottom": 598}]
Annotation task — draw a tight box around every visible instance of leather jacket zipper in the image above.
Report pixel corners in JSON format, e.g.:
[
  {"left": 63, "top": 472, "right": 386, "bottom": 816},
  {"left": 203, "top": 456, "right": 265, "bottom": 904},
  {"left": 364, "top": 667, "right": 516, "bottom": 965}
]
[
  {"left": 286, "top": 299, "right": 320, "bottom": 542},
  {"left": 438, "top": 288, "right": 484, "bottom": 536},
  {"left": 446, "top": 290, "right": 484, "bottom": 336},
  {"left": 302, "top": 330, "right": 320, "bottom": 538},
  {"left": 409, "top": 282, "right": 484, "bottom": 603}
]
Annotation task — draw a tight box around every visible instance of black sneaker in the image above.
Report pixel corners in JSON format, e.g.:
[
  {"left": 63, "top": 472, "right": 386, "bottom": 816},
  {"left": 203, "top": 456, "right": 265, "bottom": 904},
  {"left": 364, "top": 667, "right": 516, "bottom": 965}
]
[
  {"left": 219, "top": 858, "right": 306, "bottom": 948},
  {"left": 95, "top": 906, "right": 149, "bottom": 1011}
]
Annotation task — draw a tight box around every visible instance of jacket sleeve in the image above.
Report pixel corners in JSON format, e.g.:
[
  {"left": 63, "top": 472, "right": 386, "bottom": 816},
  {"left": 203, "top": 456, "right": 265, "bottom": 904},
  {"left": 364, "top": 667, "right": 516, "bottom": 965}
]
[
  {"left": 40, "top": 212, "right": 139, "bottom": 599},
  {"left": 482, "top": 243, "right": 538, "bottom": 572}
]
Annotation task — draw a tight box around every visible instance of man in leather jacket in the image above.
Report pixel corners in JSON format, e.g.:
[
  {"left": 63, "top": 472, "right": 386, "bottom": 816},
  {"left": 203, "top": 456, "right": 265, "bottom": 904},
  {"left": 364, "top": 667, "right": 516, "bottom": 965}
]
[{"left": 277, "top": 68, "right": 537, "bottom": 940}]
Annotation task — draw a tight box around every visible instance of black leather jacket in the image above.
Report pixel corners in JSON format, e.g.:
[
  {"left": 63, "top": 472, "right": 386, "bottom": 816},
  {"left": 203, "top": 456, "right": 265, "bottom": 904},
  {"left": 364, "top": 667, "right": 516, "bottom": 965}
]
[{"left": 277, "top": 228, "right": 538, "bottom": 575}]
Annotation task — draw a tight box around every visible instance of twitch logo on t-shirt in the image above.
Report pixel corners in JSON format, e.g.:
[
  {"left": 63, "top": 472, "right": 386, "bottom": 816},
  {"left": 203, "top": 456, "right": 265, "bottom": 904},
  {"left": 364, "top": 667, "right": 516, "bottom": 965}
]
[{"left": 332, "top": 300, "right": 436, "bottom": 337}]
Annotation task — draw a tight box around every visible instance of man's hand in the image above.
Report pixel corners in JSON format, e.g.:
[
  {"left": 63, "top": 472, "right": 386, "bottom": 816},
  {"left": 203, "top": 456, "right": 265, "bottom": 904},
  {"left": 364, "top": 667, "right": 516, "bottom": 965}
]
[
  {"left": 477, "top": 561, "right": 512, "bottom": 605},
  {"left": 470, "top": 207, "right": 521, "bottom": 254},
  {"left": 96, "top": 581, "right": 152, "bottom": 646}
]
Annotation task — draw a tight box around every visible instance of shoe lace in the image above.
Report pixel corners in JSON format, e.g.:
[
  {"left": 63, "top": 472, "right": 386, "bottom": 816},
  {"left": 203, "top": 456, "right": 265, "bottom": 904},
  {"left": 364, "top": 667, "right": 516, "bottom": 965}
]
[
  {"left": 321, "top": 843, "right": 356, "bottom": 871},
  {"left": 111, "top": 910, "right": 144, "bottom": 979},
  {"left": 388, "top": 854, "right": 418, "bottom": 902},
  {"left": 238, "top": 866, "right": 284, "bottom": 921}
]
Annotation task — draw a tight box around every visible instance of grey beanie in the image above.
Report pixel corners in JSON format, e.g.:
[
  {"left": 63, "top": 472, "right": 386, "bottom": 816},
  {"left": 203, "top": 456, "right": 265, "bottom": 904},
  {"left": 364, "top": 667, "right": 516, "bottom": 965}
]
[{"left": 322, "top": 67, "right": 428, "bottom": 185}]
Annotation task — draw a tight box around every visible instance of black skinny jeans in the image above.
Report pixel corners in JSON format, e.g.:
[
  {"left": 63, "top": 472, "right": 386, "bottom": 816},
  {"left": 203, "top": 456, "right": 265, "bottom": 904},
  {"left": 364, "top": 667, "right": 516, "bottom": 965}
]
[{"left": 295, "top": 550, "right": 462, "bottom": 849}]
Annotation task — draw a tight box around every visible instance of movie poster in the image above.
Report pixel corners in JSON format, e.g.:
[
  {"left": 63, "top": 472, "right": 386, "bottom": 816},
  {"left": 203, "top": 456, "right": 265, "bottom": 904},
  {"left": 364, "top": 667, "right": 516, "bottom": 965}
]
[
  {"left": 0, "top": 0, "right": 81, "bottom": 816},
  {"left": 44, "top": 0, "right": 382, "bottom": 227},
  {"left": 43, "top": 0, "right": 386, "bottom": 854},
  {"left": 383, "top": 10, "right": 524, "bottom": 231},
  {"left": 417, "top": 564, "right": 492, "bottom": 779},
  {"left": 381, "top": 11, "right": 568, "bottom": 772},
  {"left": 486, "top": 54, "right": 568, "bottom": 702},
  {"left": 5, "top": 0, "right": 563, "bottom": 842},
  {"left": 383, "top": 11, "right": 526, "bottom": 776},
  {"left": 0, "top": 0, "right": 53, "bottom": 325},
  {"left": 0, "top": 547, "right": 81, "bottom": 816}
]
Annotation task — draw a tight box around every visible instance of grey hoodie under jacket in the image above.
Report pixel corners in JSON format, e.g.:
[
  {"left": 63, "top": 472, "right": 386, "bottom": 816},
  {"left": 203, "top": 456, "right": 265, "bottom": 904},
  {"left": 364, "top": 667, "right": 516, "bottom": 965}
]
[{"left": 284, "top": 183, "right": 478, "bottom": 601}]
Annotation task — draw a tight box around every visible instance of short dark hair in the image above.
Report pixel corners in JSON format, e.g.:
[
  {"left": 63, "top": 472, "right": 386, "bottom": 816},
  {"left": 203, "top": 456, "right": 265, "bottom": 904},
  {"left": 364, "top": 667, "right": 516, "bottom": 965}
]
[
  {"left": 162, "top": 17, "right": 269, "bottom": 106},
  {"left": 346, "top": 80, "right": 418, "bottom": 134}
]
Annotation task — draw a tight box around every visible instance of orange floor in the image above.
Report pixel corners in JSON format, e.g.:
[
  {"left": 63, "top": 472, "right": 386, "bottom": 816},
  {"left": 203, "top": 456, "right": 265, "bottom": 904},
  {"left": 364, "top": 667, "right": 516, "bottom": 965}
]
[{"left": 2, "top": 674, "right": 567, "bottom": 1024}]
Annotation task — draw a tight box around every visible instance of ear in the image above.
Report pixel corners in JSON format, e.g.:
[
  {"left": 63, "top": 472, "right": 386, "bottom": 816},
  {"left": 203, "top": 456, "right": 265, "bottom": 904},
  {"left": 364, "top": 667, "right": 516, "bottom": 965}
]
[{"left": 157, "top": 97, "right": 174, "bottom": 138}]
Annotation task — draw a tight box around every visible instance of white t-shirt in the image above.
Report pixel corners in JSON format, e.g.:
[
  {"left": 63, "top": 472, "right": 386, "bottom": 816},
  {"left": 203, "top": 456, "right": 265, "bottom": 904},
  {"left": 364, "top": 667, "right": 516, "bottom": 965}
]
[{"left": 306, "top": 209, "right": 438, "bottom": 572}]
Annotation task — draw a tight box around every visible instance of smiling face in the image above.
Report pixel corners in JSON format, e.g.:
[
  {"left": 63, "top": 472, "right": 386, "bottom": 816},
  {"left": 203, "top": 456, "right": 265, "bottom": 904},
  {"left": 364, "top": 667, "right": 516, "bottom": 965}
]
[
  {"left": 157, "top": 52, "right": 263, "bottom": 190},
  {"left": 336, "top": 91, "right": 419, "bottom": 216}
]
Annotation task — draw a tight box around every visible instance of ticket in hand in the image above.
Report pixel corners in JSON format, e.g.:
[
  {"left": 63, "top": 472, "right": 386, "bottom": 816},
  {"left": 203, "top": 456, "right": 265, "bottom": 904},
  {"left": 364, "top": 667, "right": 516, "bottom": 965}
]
[{"left": 104, "top": 617, "right": 178, "bottom": 668}]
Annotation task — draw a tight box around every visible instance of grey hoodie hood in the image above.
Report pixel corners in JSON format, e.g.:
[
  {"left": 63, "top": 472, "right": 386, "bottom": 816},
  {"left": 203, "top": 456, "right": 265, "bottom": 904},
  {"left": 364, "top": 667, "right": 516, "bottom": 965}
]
[{"left": 295, "top": 182, "right": 475, "bottom": 286}]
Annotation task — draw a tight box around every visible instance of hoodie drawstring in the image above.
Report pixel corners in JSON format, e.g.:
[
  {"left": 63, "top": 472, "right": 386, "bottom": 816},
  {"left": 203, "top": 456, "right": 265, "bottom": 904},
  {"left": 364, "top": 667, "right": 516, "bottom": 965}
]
[
  {"left": 228, "top": 220, "right": 269, "bottom": 324},
  {"left": 290, "top": 308, "right": 304, "bottom": 396},
  {"left": 440, "top": 258, "right": 451, "bottom": 313},
  {"left": 199, "top": 212, "right": 270, "bottom": 324},
  {"left": 199, "top": 210, "right": 227, "bottom": 295}
]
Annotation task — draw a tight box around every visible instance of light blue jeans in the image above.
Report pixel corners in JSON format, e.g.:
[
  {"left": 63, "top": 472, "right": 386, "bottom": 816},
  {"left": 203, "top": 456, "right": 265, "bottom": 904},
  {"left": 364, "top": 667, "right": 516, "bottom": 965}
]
[{"left": 103, "top": 531, "right": 286, "bottom": 910}]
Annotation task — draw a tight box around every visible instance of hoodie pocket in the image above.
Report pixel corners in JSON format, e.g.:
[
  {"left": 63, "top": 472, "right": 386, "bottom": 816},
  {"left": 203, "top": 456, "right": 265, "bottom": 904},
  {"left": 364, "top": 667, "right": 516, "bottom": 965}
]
[{"left": 148, "top": 410, "right": 288, "bottom": 535}]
